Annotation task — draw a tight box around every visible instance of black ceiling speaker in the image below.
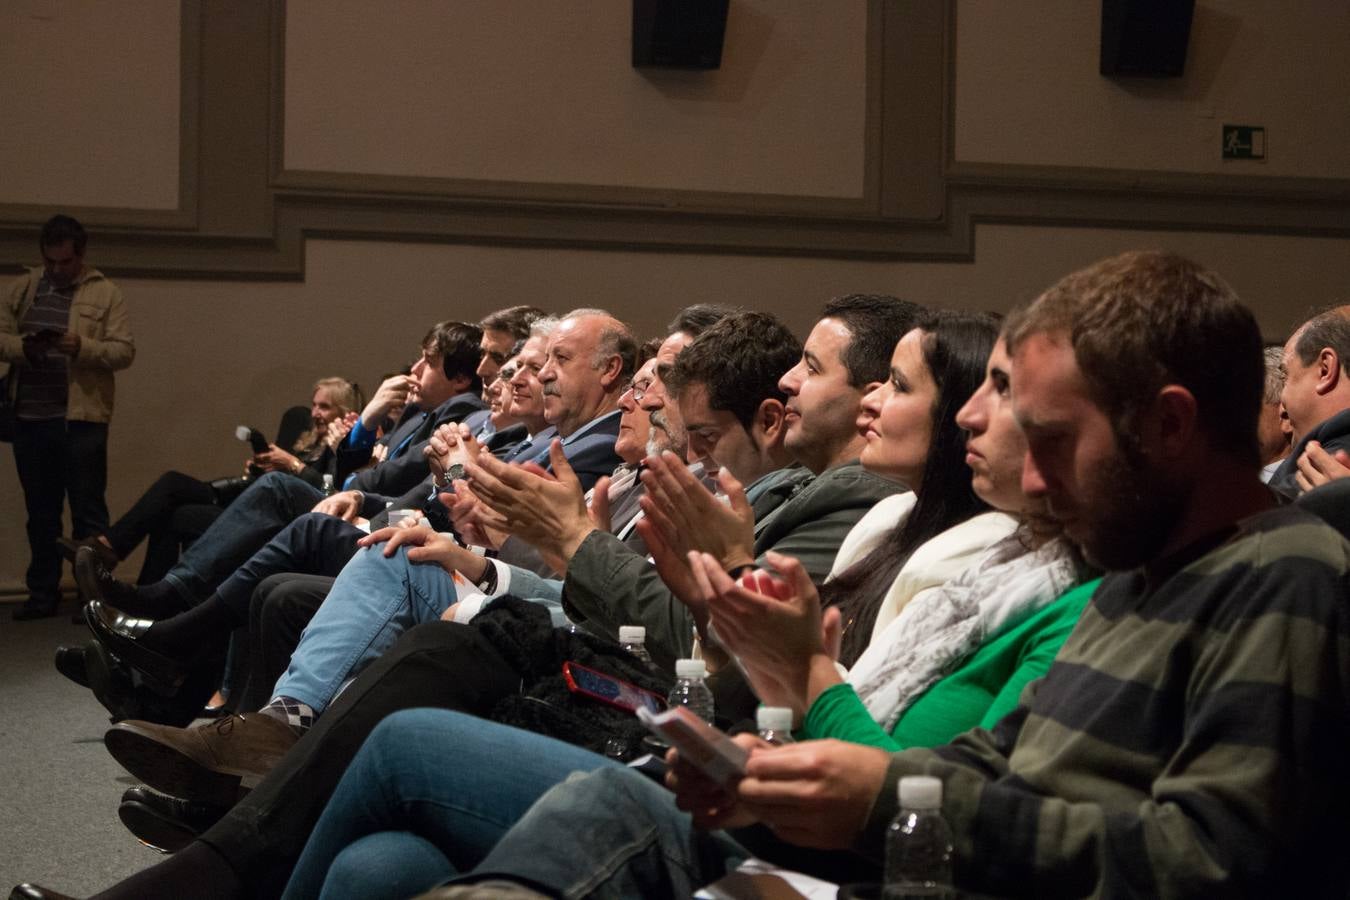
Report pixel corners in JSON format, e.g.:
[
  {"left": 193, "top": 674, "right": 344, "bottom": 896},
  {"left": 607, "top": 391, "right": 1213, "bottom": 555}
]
[
  {"left": 632, "top": 0, "right": 730, "bottom": 70},
  {"left": 1100, "top": 0, "right": 1195, "bottom": 77}
]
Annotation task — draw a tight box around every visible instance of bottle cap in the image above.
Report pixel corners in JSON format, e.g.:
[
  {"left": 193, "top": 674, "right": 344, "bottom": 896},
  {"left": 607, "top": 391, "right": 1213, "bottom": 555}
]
[
  {"left": 756, "top": 706, "right": 793, "bottom": 733},
  {"left": 898, "top": 775, "right": 942, "bottom": 809},
  {"left": 675, "top": 658, "right": 707, "bottom": 678},
  {"left": 619, "top": 626, "right": 646, "bottom": 643}
]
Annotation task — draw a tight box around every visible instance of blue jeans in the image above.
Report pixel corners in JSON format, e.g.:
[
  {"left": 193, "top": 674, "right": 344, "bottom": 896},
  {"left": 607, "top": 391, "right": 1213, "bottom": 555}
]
[
  {"left": 271, "top": 544, "right": 459, "bottom": 712},
  {"left": 162, "top": 471, "right": 323, "bottom": 604},
  {"left": 281, "top": 709, "right": 621, "bottom": 900},
  {"left": 467, "top": 765, "right": 750, "bottom": 899}
]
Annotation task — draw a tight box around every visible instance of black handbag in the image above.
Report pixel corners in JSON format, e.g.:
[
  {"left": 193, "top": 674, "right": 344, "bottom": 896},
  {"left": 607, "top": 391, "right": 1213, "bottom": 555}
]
[{"left": 0, "top": 375, "right": 15, "bottom": 443}]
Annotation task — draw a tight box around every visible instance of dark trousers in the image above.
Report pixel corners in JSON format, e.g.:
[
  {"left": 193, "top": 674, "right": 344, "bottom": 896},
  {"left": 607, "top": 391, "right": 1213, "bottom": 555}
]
[
  {"left": 102, "top": 469, "right": 223, "bottom": 583},
  {"left": 215, "top": 512, "right": 365, "bottom": 616},
  {"left": 12, "top": 418, "right": 108, "bottom": 598},
  {"left": 200, "top": 621, "right": 520, "bottom": 895},
  {"left": 139, "top": 501, "right": 221, "bottom": 584},
  {"left": 161, "top": 471, "right": 324, "bottom": 605}
]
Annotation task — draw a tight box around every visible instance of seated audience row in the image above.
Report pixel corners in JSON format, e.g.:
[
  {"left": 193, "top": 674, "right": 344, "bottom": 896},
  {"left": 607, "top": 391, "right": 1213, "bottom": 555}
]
[{"left": 12, "top": 250, "right": 1350, "bottom": 899}]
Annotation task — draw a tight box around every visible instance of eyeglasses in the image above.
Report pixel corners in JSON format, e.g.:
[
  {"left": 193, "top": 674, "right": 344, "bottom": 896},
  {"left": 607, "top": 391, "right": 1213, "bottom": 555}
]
[{"left": 627, "top": 380, "right": 651, "bottom": 402}]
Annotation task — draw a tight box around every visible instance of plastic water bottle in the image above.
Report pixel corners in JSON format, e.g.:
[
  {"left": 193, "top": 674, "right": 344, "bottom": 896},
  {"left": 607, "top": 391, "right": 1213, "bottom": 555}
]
[
  {"left": 884, "top": 776, "right": 954, "bottom": 898},
  {"left": 667, "top": 658, "right": 715, "bottom": 724},
  {"left": 322, "top": 473, "right": 336, "bottom": 496},
  {"left": 618, "top": 626, "right": 654, "bottom": 667},
  {"left": 756, "top": 706, "right": 795, "bottom": 745}
]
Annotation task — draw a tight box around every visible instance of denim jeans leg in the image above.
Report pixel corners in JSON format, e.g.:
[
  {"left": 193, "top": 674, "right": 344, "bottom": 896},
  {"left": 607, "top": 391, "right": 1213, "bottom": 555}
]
[
  {"left": 270, "top": 545, "right": 460, "bottom": 713},
  {"left": 313, "top": 831, "right": 453, "bottom": 900},
  {"left": 469, "top": 766, "right": 748, "bottom": 900},
  {"left": 162, "top": 471, "right": 323, "bottom": 604},
  {"left": 214, "top": 512, "right": 367, "bottom": 619},
  {"left": 281, "top": 709, "right": 621, "bottom": 900}
]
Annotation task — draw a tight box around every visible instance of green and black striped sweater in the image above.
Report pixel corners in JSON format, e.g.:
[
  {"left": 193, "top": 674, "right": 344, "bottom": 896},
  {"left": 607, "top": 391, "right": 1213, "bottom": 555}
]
[{"left": 861, "top": 504, "right": 1350, "bottom": 898}]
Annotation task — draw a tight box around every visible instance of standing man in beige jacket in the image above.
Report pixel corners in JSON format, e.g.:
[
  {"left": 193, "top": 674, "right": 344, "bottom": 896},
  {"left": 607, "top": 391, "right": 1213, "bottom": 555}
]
[{"left": 1, "top": 215, "right": 135, "bottom": 620}]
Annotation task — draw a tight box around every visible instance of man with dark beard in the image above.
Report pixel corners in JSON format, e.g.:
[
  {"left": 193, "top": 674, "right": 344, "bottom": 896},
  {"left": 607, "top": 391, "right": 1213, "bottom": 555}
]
[{"left": 403, "top": 252, "right": 1350, "bottom": 899}]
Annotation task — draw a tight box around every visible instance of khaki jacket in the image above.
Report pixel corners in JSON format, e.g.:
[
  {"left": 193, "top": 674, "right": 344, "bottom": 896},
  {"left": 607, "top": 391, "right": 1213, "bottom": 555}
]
[{"left": 0, "top": 267, "right": 135, "bottom": 423}]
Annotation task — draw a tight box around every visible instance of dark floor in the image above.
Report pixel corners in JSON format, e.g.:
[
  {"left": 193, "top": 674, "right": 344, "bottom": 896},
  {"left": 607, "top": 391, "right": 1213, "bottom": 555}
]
[{"left": 0, "top": 598, "right": 162, "bottom": 895}]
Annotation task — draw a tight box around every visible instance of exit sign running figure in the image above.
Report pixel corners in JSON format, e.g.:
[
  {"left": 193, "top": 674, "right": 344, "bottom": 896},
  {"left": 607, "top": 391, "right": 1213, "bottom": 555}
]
[{"left": 1223, "top": 125, "right": 1266, "bottom": 160}]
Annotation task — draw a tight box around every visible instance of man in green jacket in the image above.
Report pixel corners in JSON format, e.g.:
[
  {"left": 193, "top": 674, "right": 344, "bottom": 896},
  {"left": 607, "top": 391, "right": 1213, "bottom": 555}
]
[{"left": 1, "top": 215, "right": 135, "bottom": 620}]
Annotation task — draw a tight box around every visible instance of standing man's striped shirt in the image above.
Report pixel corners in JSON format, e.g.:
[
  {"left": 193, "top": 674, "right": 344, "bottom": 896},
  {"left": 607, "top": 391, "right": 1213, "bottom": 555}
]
[
  {"left": 15, "top": 275, "right": 73, "bottom": 420},
  {"left": 858, "top": 503, "right": 1350, "bottom": 898}
]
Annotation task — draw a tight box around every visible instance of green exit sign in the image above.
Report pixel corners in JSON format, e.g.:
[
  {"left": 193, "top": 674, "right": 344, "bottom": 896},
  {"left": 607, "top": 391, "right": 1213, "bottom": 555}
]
[{"left": 1223, "top": 125, "right": 1266, "bottom": 160}]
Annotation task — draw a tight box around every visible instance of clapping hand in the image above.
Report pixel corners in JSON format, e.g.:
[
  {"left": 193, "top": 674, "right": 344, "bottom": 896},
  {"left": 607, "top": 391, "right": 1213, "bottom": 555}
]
[
  {"left": 688, "top": 550, "right": 843, "bottom": 717},
  {"left": 463, "top": 440, "right": 596, "bottom": 561},
  {"left": 640, "top": 452, "right": 756, "bottom": 572},
  {"left": 1295, "top": 440, "right": 1350, "bottom": 492},
  {"left": 324, "top": 412, "right": 359, "bottom": 451}
]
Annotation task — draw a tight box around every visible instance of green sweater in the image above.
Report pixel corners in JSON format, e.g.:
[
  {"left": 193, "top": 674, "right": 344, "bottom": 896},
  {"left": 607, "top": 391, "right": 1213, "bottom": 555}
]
[
  {"left": 799, "top": 579, "right": 1099, "bottom": 750},
  {"left": 858, "top": 504, "right": 1350, "bottom": 898}
]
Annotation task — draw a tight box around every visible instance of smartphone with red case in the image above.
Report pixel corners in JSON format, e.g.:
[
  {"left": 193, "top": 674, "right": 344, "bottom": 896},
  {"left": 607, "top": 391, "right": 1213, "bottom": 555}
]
[{"left": 562, "top": 661, "right": 666, "bottom": 715}]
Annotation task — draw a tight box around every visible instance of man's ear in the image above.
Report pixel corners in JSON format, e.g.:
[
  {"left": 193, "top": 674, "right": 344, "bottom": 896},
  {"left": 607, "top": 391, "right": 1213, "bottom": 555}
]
[
  {"left": 757, "top": 398, "right": 787, "bottom": 442},
  {"left": 1315, "top": 348, "right": 1343, "bottom": 396},
  {"left": 1149, "top": 385, "right": 1200, "bottom": 459},
  {"left": 599, "top": 355, "right": 625, "bottom": 392}
]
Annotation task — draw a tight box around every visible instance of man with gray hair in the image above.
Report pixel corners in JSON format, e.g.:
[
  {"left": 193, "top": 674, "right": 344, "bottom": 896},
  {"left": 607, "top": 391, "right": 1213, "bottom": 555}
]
[
  {"left": 1258, "top": 344, "right": 1292, "bottom": 482},
  {"left": 1270, "top": 304, "right": 1350, "bottom": 493}
]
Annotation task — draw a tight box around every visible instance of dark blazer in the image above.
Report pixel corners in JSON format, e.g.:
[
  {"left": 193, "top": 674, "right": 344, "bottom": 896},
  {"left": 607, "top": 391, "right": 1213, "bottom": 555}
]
[
  {"left": 515, "top": 410, "right": 623, "bottom": 493},
  {"left": 362, "top": 423, "right": 533, "bottom": 529},
  {"left": 1269, "top": 407, "right": 1350, "bottom": 498},
  {"left": 342, "top": 392, "right": 486, "bottom": 499},
  {"left": 561, "top": 460, "right": 900, "bottom": 670}
]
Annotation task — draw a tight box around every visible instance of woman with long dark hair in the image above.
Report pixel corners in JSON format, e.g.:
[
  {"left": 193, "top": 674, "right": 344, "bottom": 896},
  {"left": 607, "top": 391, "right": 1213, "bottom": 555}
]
[{"left": 823, "top": 309, "right": 1006, "bottom": 667}]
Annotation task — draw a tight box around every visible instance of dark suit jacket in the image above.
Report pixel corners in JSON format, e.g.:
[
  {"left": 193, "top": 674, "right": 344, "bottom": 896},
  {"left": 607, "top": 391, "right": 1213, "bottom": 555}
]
[
  {"left": 511, "top": 410, "right": 623, "bottom": 493},
  {"left": 363, "top": 422, "right": 532, "bottom": 529},
  {"left": 561, "top": 460, "right": 900, "bottom": 670},
  {"left": 342, "top": 392, "right": 486, "bottom": 499},
  {"left": 1270, "top": 407, "right": 1350, "bottom": 498}
]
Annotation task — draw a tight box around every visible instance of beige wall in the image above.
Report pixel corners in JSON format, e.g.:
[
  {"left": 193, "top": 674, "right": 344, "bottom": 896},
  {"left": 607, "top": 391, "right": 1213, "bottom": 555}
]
[
  {"left": 955, "top": 0, "right": 1350, "bottom": 177},
  {"left": 285, "top": 0, "right": 869, "bottom": 197},
  {"left": 0, "top": 0, "right": 180, "bottom": 209}
]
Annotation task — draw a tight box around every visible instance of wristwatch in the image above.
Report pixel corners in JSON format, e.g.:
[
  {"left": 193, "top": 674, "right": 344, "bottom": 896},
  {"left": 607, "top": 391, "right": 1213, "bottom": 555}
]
[{"left": 437, "top": 462, "right": 466, "bottom": 489}]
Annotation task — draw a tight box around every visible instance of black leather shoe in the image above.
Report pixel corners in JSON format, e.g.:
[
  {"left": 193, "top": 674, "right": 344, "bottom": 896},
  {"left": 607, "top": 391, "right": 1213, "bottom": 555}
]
[
  {"left": 73, "top": 546, "right": 143, "bottom": 610},
  {"left": 58, "top": 535, "right": 120, "bottom": 571},
  {"left": 118, "top": 786, "right": 231, "bottom": 853},
  {"left": 8, "top": 884, "right": 78, "bottom": 900},
  {"left": 83, "top": 640, "right": 205, "bottom": 728},
  {"left": 84, "top": 600, "right": 187, "bottom": 689},
  {"left": 11, "top": 596, "right": 59, "bottom": 621},
  {"left": 53, "top": 645, "right": 90, "bottom": 688}
]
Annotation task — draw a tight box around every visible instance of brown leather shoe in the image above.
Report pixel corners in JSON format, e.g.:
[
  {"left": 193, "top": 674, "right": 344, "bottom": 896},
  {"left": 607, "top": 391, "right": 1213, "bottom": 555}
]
[{"left": 105, "top": 714, "right": 298, "bottom": 805}]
